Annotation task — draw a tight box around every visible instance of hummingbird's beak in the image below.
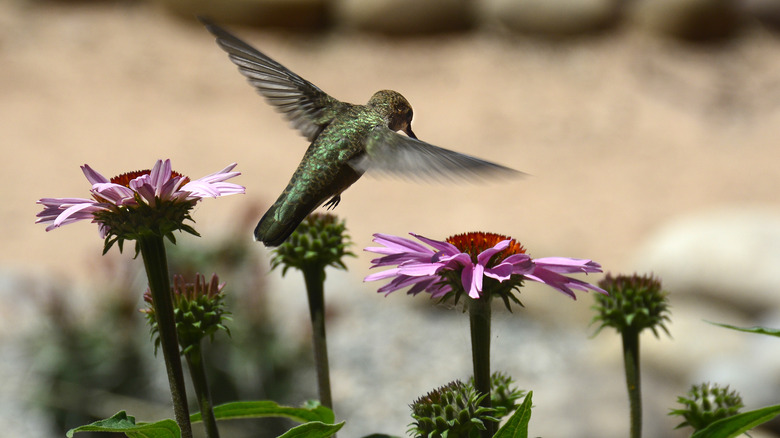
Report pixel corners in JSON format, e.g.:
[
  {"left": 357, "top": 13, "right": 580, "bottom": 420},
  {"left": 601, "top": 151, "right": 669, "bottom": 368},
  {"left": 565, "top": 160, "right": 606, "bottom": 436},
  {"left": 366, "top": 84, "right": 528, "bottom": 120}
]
[{"left": 405, "top": 125, "right": 417, "bottom": 139}]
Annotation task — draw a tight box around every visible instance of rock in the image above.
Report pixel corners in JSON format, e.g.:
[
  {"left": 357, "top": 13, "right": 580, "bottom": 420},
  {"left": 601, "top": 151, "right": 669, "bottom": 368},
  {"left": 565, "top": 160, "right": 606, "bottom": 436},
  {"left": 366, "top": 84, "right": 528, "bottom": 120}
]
[
  {"left": 629, "top": 0, "right": 745, "bottom": 41},
  {"left": 333, "top": 0, "right": 473, "bottom": 34},
  {"left": 688, "top": 310, "right": 780, "bottom": 410},
  {"left": 743, "top": 0, "right": 780, "bottom": 31},
  {"left": 478, "top": 0, "right": 623, "bottom": 36},
  {"left": 154, "top": 0, "right": 330, "bottom": 29},
  {"left": 631, "top": 207, "right": 780, "bottom": 316}
]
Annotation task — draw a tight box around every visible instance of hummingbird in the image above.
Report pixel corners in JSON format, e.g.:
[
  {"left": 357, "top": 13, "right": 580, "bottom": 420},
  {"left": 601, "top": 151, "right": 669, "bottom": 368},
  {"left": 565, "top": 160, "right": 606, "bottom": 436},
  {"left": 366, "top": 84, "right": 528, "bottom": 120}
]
[{"left": 201, "top": 19, "right": 520, "bottom": 247}]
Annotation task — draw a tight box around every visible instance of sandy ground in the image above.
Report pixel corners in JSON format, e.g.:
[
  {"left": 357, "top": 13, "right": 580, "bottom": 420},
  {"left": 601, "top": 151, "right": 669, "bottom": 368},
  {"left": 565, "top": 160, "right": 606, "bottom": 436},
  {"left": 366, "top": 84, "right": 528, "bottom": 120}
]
[
  {"left": 6, "top": 2, "right": 780, "bottom": 284},
  {"left": 2, "top": 1, "right": 780, "bottom": 436},
  {"left": 4, "top": 2, "right": 780, "bottom": 285}
]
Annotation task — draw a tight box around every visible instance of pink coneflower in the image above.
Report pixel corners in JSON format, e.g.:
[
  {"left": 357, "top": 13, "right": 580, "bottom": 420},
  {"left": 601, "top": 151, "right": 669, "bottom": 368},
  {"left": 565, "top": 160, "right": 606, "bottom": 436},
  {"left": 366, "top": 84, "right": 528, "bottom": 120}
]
[
  {"left": 36, "top": 159, "right": 244, "bottom": 250},
  {"left": 365, "top": 231, "right": 606, "bottom": 304}
]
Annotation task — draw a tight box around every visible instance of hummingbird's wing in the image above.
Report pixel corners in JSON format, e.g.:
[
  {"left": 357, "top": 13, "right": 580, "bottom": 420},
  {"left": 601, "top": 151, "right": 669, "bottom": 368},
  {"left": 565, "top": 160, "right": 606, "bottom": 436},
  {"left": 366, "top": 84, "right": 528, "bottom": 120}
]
[
  {"left": 354, "top": 127, "right": 522, "bottom": 180},
  {"left": 200, "top": 18, "right": 343, "bottom": 142}
]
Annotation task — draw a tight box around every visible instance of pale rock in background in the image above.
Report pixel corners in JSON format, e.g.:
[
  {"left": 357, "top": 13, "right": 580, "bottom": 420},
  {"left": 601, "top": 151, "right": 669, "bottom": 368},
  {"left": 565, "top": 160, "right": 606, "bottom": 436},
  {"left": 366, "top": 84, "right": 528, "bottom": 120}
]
[{"left": 478, "top": 0, "right": 623, "bottom": 35}]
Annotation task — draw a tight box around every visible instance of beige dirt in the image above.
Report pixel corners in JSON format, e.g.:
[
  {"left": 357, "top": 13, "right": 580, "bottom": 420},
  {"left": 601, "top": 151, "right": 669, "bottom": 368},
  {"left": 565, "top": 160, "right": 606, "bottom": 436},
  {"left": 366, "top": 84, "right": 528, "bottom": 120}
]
[{"left": 3, "top": 1, "right": 780, "bottom": 309}]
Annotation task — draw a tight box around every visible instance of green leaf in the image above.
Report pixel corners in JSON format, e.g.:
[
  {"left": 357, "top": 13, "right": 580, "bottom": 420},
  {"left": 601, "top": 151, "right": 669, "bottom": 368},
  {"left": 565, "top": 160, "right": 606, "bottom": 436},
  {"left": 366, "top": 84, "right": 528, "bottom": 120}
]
[
  {"left": 691, "top": 404, "right": 780, "bottom": 438},
  {"left": 493, "top": 391, "right": 533, "bottom": 438},
  {"left": 190, "top": 400, "right": 335, "bottom": 424},
  {"left": 707, "top": 321, "right": 780, "bottom": 338},
  {"left": 360, "top": 435, "right": 403, "bottom": 438},
  {"left": 276, "top": 421, "right": 344, "bottom": 438},
  {"left": 66, "top": 411, "right": 180, "bottom": 438}
]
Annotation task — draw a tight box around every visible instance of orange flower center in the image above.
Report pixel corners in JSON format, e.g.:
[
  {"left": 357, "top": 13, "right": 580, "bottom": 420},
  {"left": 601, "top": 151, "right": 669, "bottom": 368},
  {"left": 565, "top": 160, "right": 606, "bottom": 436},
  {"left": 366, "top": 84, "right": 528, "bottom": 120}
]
[
  {"left": 110, "top": 169, "right": 189, "bottom": 188},
  {"left": 445, "top": 232, "right": 525, "bottom": 263}
]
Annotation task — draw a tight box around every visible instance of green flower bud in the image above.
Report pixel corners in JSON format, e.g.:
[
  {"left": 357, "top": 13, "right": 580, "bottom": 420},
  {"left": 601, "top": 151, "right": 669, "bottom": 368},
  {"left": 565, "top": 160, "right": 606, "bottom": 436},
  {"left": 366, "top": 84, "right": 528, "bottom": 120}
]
[
  {"left": 670, "top": 382, "right": 744, "bottom": 431},
  {"left": 143, "top": 273, "right": 231, "bottom": 355},
  {"left": 592, "top": 273, "right": 671, "bottom": 337},
  {"left": 409, "top": 373, "right": 525, "bottom": 438},
  {"left": 271, "top": 213, "right": 354, "bottom": 276}
]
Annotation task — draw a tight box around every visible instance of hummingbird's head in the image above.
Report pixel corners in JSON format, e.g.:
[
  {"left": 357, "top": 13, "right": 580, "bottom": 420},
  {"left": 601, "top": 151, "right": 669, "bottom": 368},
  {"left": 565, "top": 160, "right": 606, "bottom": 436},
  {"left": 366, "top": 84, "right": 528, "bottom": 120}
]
[{"left": 367, "top": 90, "right": 417, "bottom": 139}]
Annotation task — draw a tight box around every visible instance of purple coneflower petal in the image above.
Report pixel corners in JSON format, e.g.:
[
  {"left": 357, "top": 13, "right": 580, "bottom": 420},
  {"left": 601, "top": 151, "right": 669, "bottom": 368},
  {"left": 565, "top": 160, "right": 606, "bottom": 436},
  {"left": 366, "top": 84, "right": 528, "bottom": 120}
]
[
  {"left": 534, "top": 257, "right": 602, "bottom": 274},
  {"left": 81, "top": 164, "right": 109, "bottom": 185}
]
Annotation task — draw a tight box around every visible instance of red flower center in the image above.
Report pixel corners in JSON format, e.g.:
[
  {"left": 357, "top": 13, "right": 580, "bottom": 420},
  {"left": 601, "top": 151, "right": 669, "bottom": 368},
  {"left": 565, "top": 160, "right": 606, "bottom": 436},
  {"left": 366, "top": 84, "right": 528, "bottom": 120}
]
[
  {"left": 110, "top": 170, "right": 189, "bottom": 188},
  {"left": 445, "top": 232, "right": 525, "bottom": 263}
]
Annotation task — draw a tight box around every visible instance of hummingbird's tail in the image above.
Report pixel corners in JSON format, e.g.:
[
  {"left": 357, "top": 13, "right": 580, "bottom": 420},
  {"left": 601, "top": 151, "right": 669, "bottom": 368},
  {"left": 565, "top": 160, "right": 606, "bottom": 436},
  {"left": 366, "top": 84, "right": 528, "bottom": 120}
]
[{"left": 253, "top": 197, "right": 320, "bottom": 247}]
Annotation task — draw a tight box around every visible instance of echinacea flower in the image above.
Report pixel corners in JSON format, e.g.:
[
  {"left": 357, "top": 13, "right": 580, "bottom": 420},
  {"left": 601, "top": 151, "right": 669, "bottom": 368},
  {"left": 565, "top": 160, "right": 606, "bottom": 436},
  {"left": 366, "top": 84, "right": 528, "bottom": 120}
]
[
  {"left": 142, "top": 273, "right": 231, "bottom": 355},
  {"left": 593, "top": 273, "right": 671, "bottom": 337},
  {"left": 36, "top": 159, "right": 244, "bottom": 252},
  {"left": 365, "top": 231, "right": 606, "bottom": 304},
  {"left": 35, "top": 159, "right": 242, "bottom": 437},
  {"left": 670, "top": 382, "right": 744, "bottom": 431},
  {"left": 143, "top": 273, "right": 230, "bottom": 438}
]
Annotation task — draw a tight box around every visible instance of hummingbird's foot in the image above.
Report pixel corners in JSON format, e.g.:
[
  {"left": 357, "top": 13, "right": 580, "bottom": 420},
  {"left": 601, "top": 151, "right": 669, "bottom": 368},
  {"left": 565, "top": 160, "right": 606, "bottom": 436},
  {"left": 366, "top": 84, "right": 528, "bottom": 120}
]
[{"left": 324, "top": 195, "right": 341, "bottom": 210}]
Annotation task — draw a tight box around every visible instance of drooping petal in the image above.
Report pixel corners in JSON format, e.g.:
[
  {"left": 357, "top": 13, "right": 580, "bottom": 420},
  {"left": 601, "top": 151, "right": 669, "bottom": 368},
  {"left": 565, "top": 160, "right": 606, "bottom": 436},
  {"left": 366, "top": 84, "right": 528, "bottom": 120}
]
[
  {"left": 460, "top": 263, "right": 484, "bottom": 299},
  {"left": 397, "top": 262, "right": 444, "bottom": 277},
  {"left": 376, "top": 274, "right": 438, "bottom": 295},
  {"left": 39, "top": 201, "right": 105, "bottom": 231},
  {"left": 525, "top": 266, "right": 607, "bottom": 299},
  {"left": 534, "top": 257, "right": 602, "bottom": 274},
  {"left": 369, "top": 251, "right": 432, "bottom": 267},
  {"left": 502, "top": 253, "right": 534, "bottom": 271},
  {"left": 364, "top": 267, "right": 405, "bottom": 282}
]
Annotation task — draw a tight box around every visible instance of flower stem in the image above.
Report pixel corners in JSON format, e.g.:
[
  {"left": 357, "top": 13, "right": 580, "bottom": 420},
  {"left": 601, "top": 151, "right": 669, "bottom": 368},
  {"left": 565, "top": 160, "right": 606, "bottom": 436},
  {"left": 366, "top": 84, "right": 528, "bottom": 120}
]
[
  {"left": 185, "top": 345, "right": 220, "bottom": 438},
  {"left": 137, "top": 234, "right": 193, "bottom": 438},
  {"left": 301, "top": 266, "right": 333, "bottom": 410},
  {"left": 622, "top": 329, "right": 642, "bottom": 438},
  {"left": 469, "top": 296, "right": 493, "bottom": 438}
]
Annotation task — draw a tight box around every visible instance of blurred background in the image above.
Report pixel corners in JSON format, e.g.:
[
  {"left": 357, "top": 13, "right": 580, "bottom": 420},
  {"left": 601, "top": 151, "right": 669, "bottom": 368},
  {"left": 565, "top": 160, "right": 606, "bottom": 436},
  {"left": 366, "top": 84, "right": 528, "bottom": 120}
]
[{"left": 2, "top": 0, "right": 780, "bottom": 436}]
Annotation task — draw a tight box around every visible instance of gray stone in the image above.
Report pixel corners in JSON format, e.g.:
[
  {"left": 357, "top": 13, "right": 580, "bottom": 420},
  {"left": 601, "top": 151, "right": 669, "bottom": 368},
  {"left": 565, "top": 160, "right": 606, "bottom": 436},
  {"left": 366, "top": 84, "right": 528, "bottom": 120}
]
[
  {"left": 632, "top": 207, "right": 780, "bottom": 316},
  {"left": 629, "top": 0, "right": 745, "bottom": 40},
  {"left": 478, "top": 0, "right": 622, "bottom": 36},
  {"left": 333, "top": 0, "right": 473, "bottom": 34}
]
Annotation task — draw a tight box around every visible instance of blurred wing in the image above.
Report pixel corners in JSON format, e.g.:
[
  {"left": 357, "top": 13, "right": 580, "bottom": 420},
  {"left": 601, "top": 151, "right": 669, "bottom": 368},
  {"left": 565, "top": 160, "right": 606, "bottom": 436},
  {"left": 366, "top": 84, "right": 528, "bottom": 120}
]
[
  {"left": 201, "top": 18, "right": 343, "bottom": 141},
  {"left": 353, "top": 127, "right": 522, "bottom": 180}
]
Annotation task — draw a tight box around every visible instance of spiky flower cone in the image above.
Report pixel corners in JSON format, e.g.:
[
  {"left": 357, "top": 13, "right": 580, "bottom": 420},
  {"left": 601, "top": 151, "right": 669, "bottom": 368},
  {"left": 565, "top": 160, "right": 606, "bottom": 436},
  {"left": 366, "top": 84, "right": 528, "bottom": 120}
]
[{"left": 670, "top": 383, "right": 744, "bottom": 431}]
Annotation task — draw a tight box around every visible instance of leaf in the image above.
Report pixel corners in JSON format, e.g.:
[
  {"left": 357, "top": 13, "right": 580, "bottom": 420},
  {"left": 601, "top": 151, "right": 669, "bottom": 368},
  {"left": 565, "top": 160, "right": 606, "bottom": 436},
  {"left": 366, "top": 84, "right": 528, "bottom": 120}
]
[
  {"left": 276, "top": 421, "right": 344, "bottom": 438},
  {"left": 190, "top": 400, "right": 335, "bottom": 424},
  {"left": 493, "top": 391, "right": 533, "bottom": 438},
  {"left": 360, "top": 435, "right": 404, "bottom": 438},
  {"left": 707, "top": 321, "right": 780, "bottom": 338},
  {"left": 66, "top": 411, "right": 180, "bottom": 438},
  {"left": 691, "top": 404, "right": 780, "bottom": 438}
]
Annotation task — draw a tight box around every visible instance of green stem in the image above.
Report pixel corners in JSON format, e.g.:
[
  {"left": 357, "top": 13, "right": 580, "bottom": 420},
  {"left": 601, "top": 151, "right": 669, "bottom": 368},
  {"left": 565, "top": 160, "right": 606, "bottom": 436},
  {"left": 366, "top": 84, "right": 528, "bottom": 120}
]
[
  {"left": 622, "top": 330, "right": 642, "bottom": 438},
  {"left": 138, "top": 234, "right": 193, "bottom": 438},
  {"left": 185, "top": 345, "right": 220, "bottom": 438},
  {"left": 469, "top": 296, "right": 493, "bottom": 438},
  {"left": 302, "top": 266, "right": 333, "bottom": 410}
]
